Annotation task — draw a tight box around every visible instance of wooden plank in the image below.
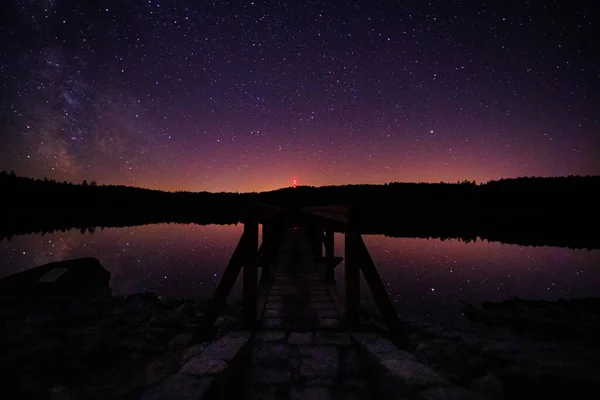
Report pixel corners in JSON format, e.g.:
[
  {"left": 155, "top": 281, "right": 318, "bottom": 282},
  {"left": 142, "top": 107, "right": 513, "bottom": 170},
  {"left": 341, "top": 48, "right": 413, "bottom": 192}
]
[
  {"left": 302, "top": 205, "right": 351, "bottom": 224},
  {"left": 344, "top": 228, "right": 360, "bottom": 326},
  {"left": 193, "top": 231, "right": 248, "bottom": 342},
  {"left": 355, "top": 234, "right": 410, "bottom": 349},
  {"left": 243, "top": 219, "right": 259, "bottom": 328}
]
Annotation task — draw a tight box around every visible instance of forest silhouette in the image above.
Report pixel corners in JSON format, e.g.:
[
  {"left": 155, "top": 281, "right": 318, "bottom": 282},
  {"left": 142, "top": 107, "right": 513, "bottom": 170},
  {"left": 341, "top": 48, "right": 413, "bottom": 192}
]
[{"left": 1, "top": 171, "right": 598, "bottom": 249}]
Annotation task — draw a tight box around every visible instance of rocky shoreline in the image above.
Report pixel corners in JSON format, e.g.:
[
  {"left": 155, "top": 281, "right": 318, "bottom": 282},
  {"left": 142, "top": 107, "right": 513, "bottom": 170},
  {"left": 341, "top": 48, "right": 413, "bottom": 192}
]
[
  {"left": 2, "top": 285, "right": 599, "bottom": 399},
  {"left": 395, "top": 297, "right": 600, "bottom": 399},
  {"left": 0, "top": 291, "right": 242, "bottom": 400}
]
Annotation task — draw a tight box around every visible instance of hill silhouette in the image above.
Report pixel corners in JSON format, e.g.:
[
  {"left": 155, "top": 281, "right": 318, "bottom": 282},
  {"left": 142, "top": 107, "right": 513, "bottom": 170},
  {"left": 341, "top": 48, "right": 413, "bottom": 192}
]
[{"left": 1, "top": 171, "right": 599, "bottom": 249}]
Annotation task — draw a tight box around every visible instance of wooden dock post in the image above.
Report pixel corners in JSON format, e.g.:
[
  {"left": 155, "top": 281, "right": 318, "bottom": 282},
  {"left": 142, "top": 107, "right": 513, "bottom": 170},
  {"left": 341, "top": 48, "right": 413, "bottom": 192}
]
[
  {"left": 243, "top": 218, "right": 259, "bottom": 328},
  {"left": 355, "top": 234, "right": 410, "bottom": 349},
  {"left": 259, "top": 221, "right": 274, "bottom": 284},
  {"left": 324, "top": 229, "right": 335, "bottom": 283},
  {"left": 344, "top": 226, "right": 360, "bottom": 327}
]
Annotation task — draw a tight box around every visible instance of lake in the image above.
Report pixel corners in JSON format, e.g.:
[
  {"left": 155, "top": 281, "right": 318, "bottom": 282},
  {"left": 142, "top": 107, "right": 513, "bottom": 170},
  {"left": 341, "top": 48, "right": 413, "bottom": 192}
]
[{"left": 1, "top": 223, "right": 599, "bottom": 323}]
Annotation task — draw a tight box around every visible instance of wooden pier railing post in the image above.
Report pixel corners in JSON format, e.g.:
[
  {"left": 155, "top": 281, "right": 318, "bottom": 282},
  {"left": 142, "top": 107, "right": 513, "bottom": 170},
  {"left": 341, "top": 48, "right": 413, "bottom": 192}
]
[
  {"left": 355, "top": 235, "right": 410, "bottom": 349},
  {"left": 259, "top": 221, "right": 278, "bottom": 284},
  {"left": 324, "top": 229, "right": 335, "bottom": 283},
  {"left": 345, "top": 226, "right": 360, "bottom": 327},
  {"left": 243, "top": 218, "right": 259, "bottom": 328},
  {"left": 193, "top": 231, "right": 247, "bottom": 343}
]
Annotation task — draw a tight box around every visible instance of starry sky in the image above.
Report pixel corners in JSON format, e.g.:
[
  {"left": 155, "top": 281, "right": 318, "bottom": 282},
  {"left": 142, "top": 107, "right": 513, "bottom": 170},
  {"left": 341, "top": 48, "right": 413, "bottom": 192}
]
[{"left": 1, "top": 0, "right": 598, "bottom": 192}]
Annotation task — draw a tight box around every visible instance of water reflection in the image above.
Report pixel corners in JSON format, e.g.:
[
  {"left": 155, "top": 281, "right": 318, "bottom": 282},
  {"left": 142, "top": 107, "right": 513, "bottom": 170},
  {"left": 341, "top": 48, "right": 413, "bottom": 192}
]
[
  {"left": 334, "top": 234, "right": 600, "bottom": 323},
  {"left": 2, "top": 225, "right": 599, "bottom": 323},
  {"left": 0, "top": 223, "right": 245, "bottom": 300}
]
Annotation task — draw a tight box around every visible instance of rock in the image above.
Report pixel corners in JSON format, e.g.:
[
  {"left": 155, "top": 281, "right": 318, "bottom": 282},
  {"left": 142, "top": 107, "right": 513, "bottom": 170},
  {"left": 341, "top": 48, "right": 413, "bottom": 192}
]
[
  {"left": 300, "top": 347, "right": 339, "bottom": 377},
  {"left": 469, "top": 374, "right": 504, "bottom": 398},
  {"left": 290, "top": 386, "right": 332, "bottom": 400},
  {"left": 214, "top": 315, "right": 239, "bottom": 330},
  {"left": 144, "top": 353, "right": 183, "bottom": 388},
  {"left": 255, "top": 330, "right": 286, "bottom": 342},
  {"left": 180, "top": 356, "right": 227, "bottom": 375},
  {"left": 289, "top": 332, "right": 314, "bottom": 345},
  {"left": 0, "top": 258, "right": 111, "bottom": 305},
  {"left": 316, "top": 332, "right": 352, "bottom": 346},
  {"left": 182, "top": 344, "right": 206, "bottom": 361},
  {"left": 380, "top": 359, "right": 449, "bottom": 390},
  {"left": 247, "top": 365, "right": 291, "bottom": 384},
  {"left": 341, "top": 349, "right": 362, "bottom": 378},
  {"left": 419, "top": 387, "right": 483, "bottom": 400},
  {"left": 126, "top": 293, "right": 160, "bottom": 312},
  {"left": 201, "top": 332, "right": 250, "bottom": 361},
  {"left": 141, "top": 373, "right": 212, "bottom": 400},
  {"left": 168, "top": 333, "right": 194, "bottom": 350},
  {"left": 252, "top": 343, "right": 291, "bottom": 364},
  {"left": 493, "top": 363, "right": 600, "bottom": 399},
  {"left": 353, "top": 332, "right": 417, "bottom": 363}
]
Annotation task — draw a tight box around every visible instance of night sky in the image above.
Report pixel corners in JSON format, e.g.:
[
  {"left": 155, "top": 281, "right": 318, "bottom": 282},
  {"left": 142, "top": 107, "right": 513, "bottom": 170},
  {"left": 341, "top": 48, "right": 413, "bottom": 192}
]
[{"left": 1, "top": 0, "right": 598, "bottom": 192}]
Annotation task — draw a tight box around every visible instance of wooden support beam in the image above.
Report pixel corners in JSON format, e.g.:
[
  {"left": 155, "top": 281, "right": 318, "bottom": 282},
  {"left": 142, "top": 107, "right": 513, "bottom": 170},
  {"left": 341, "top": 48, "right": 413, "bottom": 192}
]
[
  {"left": 193, "top": 231, "right": 248, "bottom": 342},
  {"left": 324, "top": 230, "right": 335, "bottom": 283},
  {"left": 345, "top": 228, "right": 360, "bottom": 327},
  {"left": 243, "top": 219, "right": 259, "bottom": 328},
  {"left": 259, "top": 222, "right": 276, "bottom": 284},
  {"left": 355, "top": 234, "right": 410, "bottom": 349}
]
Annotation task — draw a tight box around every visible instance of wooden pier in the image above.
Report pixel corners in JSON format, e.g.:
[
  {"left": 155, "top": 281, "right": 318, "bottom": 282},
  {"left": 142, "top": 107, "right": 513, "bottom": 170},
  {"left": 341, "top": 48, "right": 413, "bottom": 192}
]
[
  {"left": 188, "top": 206, "right": 411, "bottom": 399},
  {"left": 144, "top": 206, "right": 425, "bottom": 399}
]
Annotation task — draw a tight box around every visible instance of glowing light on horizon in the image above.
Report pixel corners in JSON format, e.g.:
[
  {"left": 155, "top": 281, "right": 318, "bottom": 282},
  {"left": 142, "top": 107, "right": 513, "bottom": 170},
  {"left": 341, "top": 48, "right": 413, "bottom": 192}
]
[{"left": 293, "top": 179, "right": 297, "bottom": 188}]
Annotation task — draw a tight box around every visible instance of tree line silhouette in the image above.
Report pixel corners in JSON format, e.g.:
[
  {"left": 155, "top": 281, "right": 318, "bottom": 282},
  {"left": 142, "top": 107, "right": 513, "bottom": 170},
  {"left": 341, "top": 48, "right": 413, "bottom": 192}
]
[{"left": 1, "top": 171, "right": 599, "bottom": 249}]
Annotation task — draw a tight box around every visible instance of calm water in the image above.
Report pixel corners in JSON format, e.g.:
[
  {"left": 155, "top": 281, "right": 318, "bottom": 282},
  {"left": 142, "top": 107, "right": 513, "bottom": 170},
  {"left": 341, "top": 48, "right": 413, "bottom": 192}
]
[
  {"left": 334, "top": 234, "right": 600, "bottom": 322},
  {"left": 1, "top": 223, "right": 598, "bottom": 322}
]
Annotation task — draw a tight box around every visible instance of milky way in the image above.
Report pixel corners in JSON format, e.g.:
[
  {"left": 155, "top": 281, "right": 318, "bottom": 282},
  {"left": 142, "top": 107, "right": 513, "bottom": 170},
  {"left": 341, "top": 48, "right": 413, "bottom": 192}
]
[{"left": 1, "top": 0, "right": 598, "bottom": 192}]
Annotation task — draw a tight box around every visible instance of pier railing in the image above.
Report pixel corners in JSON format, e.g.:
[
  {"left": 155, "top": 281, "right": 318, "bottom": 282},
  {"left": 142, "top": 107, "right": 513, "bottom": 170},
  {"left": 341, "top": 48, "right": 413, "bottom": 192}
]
[{"left": 194, "top": 204, "right": 409, "bottom": 349}]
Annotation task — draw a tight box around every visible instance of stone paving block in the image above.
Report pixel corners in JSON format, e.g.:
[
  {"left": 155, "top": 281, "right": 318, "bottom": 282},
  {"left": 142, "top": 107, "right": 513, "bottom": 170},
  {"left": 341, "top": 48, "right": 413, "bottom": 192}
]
[
  {"left": 271, "top": 285, "right": 293, "bottom": 291},
  {"left": 337, "top": 379, "right": 372, "bottom": 400},
  {"left": 264, "top": 309, "right": 285, "bottom": 319},
  {"left": 318, "top": 318, "right": 341, "bottom": 329},
  {"left": 201, "top": 335, "right": 249, "bottom": 361},
  {"left": 305, "top": 377, "right": 337, "bottom": 387},
  {"left": 289, "top": 332, "right": 314, "bottom": 345},
  {"left": 270, "top": 289, "right": 302, "bottom": 295},
  {"left": 245, "top": 384, "right": 286, "bottom": 400},
  {"left": 252, "top": 343, "right": 291, "bottom": 363},
  {"left": 181, "top": 344, "right": 205, "bottom": 361},
  {"left": 352, "top": 332, "right": 416, "bottom": 362},
  {"left": 340, "top": 378, "right": 369, "bottom": 390},
  {"left": 316, "top": 310, "right": 339, "bottom": 318},
  {"left": 141, "top": 373, "right": 213, "bottom": 400},
  {"left": 265, "top": 302, "right": 285, "bottom": 309},
  {"left": 419, "top": 387, "right": 484, "bottom": 400},
  {"left": 290, "top": 386, "right": 332, "bottom": 400},
  {"left": 307, "top": 302, "right": 335, "bottom": 310},
  {"left": 268, "top": 295, "right": 284, "bottom": 302},
  {"left": 255, "top": 331, "right": 286, "bottom": 342},
  {"left": 300, "top": 347, "right": 339, "bottom": 377},
  {"left": 247, "top": 365, "right": 292, "bottom": 384},
  {"left": 341, "top": 348, "right": 362, "bottom": 378},
  {"left": 261, "top": 318, "right": 286, "bottom": 329},
  {"left": 309, "top": 295, "right": 331, "bottom": 302},
  {"left": 180, "top": 356, "right": 227, "bottom": 375},
  {"left": 316, "top": 332, "right": 352, "bottom": 346},
  {"left": 380, "top": 359, "right": 449, "bottom": 390}
]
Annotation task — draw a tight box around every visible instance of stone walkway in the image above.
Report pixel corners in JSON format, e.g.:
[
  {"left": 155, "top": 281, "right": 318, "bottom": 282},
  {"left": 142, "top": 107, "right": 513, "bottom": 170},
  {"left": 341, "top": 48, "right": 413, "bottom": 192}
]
[{"left": 243, "top": 228, "right": 374, "bottom": 399}]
